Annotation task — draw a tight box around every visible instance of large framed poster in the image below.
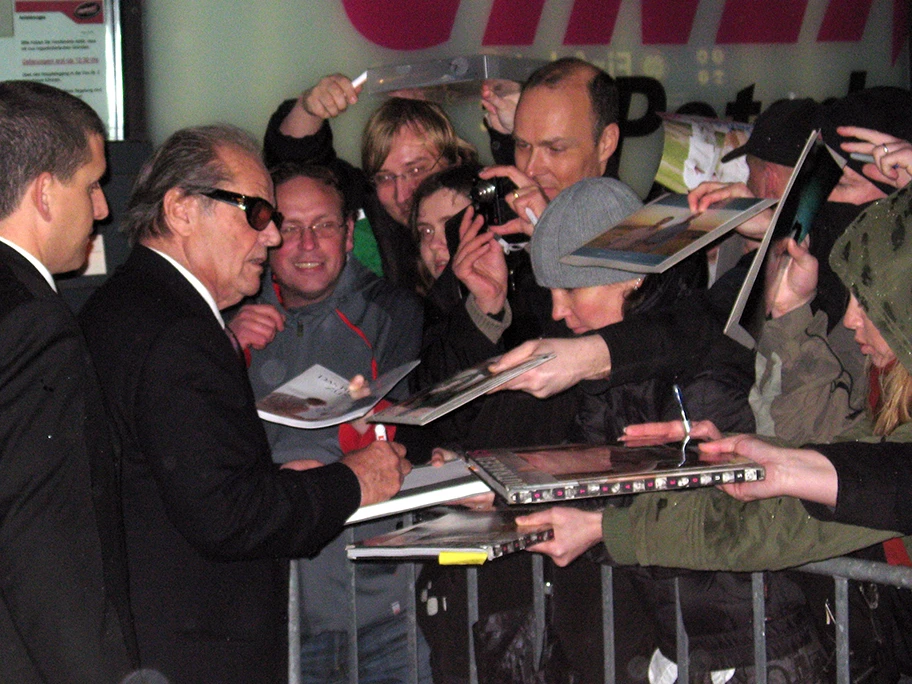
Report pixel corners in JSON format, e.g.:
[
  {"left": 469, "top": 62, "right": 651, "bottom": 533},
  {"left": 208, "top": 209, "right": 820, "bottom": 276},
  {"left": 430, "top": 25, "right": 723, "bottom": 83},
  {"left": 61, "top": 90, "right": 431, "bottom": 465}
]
[{"left": 0, "top": 0, "right": 124, "bottom": 140}]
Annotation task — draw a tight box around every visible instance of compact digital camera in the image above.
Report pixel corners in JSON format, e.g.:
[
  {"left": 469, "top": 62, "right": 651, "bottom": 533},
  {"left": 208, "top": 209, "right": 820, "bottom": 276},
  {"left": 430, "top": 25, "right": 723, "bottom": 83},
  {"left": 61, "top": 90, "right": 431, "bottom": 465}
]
[{"left": 470, "top": 176, "right": 518, "bottom": 226}]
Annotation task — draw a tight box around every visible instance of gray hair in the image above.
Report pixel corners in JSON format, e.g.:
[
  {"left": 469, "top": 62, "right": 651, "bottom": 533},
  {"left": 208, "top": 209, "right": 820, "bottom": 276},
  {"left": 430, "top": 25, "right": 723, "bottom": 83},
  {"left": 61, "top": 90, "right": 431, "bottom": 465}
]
[{"left": 122, "top": 124, "right": 262, "bottom": 245}]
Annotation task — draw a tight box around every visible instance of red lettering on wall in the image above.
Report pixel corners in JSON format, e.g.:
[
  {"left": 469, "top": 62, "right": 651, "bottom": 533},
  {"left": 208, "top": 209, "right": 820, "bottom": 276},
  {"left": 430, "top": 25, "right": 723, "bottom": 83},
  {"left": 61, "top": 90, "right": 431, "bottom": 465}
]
[
  {"left": 342, "top": 0, "right": 460, "bottom": 50},
  {"left": 716, "top": 0, "right": 809, "bottom": 43},
  {"left": 482, "top": 0, "right": 546, "bottom": 46},
  {"left": 344, "top": 0, "right": 894, "bottom": 54},
  {"left": 817, "top": 0, "right": 873, "bottom": 41},
  {"left": 563, "top": 0, "right": 622, "bottom": 45},
  {"left": 642, "top": 0, "right": 700, "bottom": 44}
]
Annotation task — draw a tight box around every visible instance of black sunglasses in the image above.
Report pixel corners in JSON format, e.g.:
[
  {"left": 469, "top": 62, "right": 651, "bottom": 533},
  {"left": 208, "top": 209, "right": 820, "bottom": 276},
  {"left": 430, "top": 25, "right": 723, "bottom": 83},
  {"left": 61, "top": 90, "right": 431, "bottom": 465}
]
[{"left": 201, "top": 189, "right": 282, "bottom": 231}]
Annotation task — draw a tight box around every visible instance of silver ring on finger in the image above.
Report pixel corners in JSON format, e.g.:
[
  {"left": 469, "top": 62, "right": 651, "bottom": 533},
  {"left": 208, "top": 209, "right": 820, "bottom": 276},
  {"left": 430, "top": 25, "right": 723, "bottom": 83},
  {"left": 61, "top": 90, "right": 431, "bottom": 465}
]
[{"left": 884, "top": 144, "right": 890, "bottom": 154}]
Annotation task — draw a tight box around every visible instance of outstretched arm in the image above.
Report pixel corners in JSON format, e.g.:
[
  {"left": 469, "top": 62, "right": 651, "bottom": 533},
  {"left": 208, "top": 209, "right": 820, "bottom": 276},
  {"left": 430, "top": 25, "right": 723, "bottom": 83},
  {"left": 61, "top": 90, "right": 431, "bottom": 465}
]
[
  {"left": 699, "top": 434, "right": 838, "bottom": 505},
  {"left": 489, "top": 335, "right": 612, "bottom": 398},
  {"left": 599, "top": 488, "right": 899, "bottom": 572},
  {"left": 278, "top": 73, "right": 363, "bottom": 139}
]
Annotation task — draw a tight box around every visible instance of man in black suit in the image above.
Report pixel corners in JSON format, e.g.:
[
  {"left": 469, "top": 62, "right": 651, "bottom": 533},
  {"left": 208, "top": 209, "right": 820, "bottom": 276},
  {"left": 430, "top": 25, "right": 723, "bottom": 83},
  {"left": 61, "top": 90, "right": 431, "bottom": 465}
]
[
  {"left": 79, "top": 124, "right": 411, "bottom": 683},
  {"left": 0, "top": 81, "right": 138, "bottom": 682}
]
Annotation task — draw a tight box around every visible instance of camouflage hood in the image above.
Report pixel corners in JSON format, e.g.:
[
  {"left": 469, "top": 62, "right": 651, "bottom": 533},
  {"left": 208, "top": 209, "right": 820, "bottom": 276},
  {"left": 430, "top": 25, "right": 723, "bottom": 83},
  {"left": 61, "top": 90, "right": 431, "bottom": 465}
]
[{"left": 830, "top": 184, "right": 912, "bottom": 374}]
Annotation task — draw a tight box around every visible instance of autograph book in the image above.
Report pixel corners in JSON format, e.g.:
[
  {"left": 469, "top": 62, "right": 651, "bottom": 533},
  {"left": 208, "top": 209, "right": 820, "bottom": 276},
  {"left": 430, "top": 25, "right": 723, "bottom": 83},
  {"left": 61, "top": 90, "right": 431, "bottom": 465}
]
[
  {"left": 464, "top": 442, "right": 764, "bottom": 505},
  {"left": 368, "top": 353, "right": 554, "bottom": 426},
  {"left": 561, "top": 193, "right": 775, "bottom": 274},
  {"left": 346, "top": 459, "right": 490, "bottom": 525},
  {"left": 723, "top": 131, "right": 842, "bottom": 348},
  {"left": 346, "top": 508, "right": 553, "bottom": 564},
  {"left": 256, "top": 360, "right": 418, "bottom": 429}
]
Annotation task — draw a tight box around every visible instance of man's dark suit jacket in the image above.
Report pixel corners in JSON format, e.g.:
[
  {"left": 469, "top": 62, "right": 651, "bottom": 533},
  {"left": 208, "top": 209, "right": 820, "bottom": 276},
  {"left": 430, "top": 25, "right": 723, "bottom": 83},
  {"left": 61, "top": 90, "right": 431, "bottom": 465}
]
[
  {"left": 0, "top": 241, "right": 136, "bottom": 683},
  {"left": 79, "top": 245, "right": 362, "bottom": 684}
]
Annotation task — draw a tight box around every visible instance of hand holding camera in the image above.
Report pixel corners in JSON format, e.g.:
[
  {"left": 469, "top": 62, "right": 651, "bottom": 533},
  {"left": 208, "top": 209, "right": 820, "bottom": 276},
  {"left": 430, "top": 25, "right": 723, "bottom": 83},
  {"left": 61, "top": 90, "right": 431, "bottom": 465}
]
[
  {"left": 451, "top": 206, "right": 509, "bottom": 316},
  {"left": 477, "top": 166, "right": 549, "bottom": 237}
]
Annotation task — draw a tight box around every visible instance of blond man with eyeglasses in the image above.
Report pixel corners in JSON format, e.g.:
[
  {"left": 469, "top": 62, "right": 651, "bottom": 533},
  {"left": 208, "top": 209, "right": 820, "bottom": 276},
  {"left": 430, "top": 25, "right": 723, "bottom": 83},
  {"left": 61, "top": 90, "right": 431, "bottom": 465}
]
[{"left": 265, "top": 75, "right": 477, "bottom": 293}]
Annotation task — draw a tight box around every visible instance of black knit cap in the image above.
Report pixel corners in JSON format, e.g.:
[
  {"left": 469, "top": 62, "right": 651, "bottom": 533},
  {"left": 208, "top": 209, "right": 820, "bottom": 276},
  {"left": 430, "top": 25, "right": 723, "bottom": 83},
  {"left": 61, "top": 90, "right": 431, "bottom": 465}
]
[{"left": 721, "top": 98, "right": 818, "bottom": 167}]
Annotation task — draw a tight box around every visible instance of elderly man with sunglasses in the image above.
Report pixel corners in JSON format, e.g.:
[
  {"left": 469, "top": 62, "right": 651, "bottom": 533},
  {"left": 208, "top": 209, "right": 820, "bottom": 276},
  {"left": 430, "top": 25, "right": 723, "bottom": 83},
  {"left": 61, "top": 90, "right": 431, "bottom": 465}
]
[
  {"left": 229, "top": 162, "right": 425, "bottom": 683},
  {"left": 79, "top": 124, "right": 412, "bottom": 684}
]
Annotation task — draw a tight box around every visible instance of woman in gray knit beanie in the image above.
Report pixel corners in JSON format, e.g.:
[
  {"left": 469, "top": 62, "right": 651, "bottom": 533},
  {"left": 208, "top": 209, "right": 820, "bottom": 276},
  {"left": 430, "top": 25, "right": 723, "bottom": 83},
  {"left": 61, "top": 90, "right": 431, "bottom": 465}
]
[{"left": 530, "top": 176, "right": 713, "bottom": 337}]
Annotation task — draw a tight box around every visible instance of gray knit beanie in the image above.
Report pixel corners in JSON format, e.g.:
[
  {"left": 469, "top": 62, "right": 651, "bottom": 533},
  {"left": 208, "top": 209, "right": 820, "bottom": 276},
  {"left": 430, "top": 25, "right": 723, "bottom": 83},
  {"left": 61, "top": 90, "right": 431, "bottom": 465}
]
[{"left": 531, "top": 177, "right": 643, "bottom": 289}]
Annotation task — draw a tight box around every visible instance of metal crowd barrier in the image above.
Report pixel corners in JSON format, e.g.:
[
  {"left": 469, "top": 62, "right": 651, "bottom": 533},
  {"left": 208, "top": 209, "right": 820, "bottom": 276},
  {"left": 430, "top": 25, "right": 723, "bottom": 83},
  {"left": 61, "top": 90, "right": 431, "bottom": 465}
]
[{"left": 288, "top": 550, "right": 912, "bottom": 684}]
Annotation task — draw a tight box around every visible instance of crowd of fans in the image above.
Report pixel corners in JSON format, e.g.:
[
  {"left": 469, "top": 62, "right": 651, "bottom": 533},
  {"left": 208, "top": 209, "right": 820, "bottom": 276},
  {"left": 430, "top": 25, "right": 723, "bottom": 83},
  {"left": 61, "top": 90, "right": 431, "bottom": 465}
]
[{"left": 4, "top": 56, "right": 912, "bottom": 684}]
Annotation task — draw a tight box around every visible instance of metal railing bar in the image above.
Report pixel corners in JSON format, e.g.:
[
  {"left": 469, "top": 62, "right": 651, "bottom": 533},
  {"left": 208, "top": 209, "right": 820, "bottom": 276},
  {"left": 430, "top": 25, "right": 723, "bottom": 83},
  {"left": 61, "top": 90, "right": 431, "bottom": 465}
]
[
  {"left": 292, "top": 551, "right": 912, "bottom": 683},
  {"left": 347, "top": 526, "right": 359, "bottom": 684},
  {"left": 751, "top": 572, "right": 767, "bottom": 684},
  {"left": 601, "top": 564, "right": 615, "bottom": 684},
  {"left": 407, "top": 562, "right": 418, "bottom": 684},
  {"left": 834, "top": 576, "right": 850, "bottom": 684},
  {"left": 532, "top": 554, "right": 545, "bottom": 666},
  {"left": 674, "top": 577, "right": 689, "bottom": 682},
  {"left": 289, "top": 559, "right": 301, "bottom": 684},
  {"left": 800, "top": 557, "right": 912, "bottom": 588},
  {"left": 467, "top": 566, "right": 479, "bottom": 684}
]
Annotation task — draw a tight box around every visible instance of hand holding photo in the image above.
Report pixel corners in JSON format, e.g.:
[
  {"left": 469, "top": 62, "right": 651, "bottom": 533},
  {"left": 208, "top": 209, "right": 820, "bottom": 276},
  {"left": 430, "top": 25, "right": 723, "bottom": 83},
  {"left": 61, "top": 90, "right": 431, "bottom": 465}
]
[
  {"left": 346, "top": 507, "right": 553, "bottom": 563},
  {"left": 465, "top": 442, "right": 764, "bottom": 505},
  {"left": 256, "top": 360, "right": 418, "bottom": 429},
  {"left": 368, "top": 353, "right": 554, "bottom": 426},
  {"left": 561, "top": 193, "right": 775, "bottom": 273}
]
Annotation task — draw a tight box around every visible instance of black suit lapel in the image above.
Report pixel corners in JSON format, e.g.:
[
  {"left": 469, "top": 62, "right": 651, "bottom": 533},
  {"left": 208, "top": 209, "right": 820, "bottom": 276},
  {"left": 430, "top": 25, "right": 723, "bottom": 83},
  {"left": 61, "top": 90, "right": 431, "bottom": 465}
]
[{"left": 0, "top": 241, "right": 57, "bottom": 302}]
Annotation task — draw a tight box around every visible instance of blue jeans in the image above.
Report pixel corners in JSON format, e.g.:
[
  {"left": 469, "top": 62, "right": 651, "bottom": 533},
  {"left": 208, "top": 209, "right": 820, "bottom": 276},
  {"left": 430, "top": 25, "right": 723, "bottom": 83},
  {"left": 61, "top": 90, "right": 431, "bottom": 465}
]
[{"left": 299, "top": 614, "right": 432, "bottom": 684}]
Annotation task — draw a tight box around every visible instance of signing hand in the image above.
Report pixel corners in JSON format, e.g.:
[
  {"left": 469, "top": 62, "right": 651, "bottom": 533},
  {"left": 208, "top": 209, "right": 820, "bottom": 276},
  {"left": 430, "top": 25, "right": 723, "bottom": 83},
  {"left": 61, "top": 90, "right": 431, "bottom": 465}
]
[
  {"left": 452, "top": 206, "right": 508, "bottom": 315},
  {"left": 341, "top": 440, "right": 411, "bottom": 507},
  {"left": 516, "top": 507, "right": 605, "bottom": 566},
  {"left": 228, "top": 304, "right": 285, "bottom": 351}
]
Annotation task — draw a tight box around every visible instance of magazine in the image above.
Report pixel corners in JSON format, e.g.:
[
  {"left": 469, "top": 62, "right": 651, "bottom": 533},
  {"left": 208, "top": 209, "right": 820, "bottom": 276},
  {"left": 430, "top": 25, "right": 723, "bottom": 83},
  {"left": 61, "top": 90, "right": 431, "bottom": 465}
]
[
  {"left": 368, "top": 353, "right": 555, "bottom": 426},
  {"left": 655, "top": 113, "right": 753, "bottom": 193},
  {"left": 346, "top": 458, "right": 491, "bottom": 525},
  {"left": 560, "top": 193, "right": 775, "bottom": 274},
  {"left": 723, "top": 131, "right": 842, "bottom": 348},
  {"left": 256, "top": 360, "right": 418, "bottom": 429},
  {"left": 346, "top": 508, "right": 553, "bottom": 564}
]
